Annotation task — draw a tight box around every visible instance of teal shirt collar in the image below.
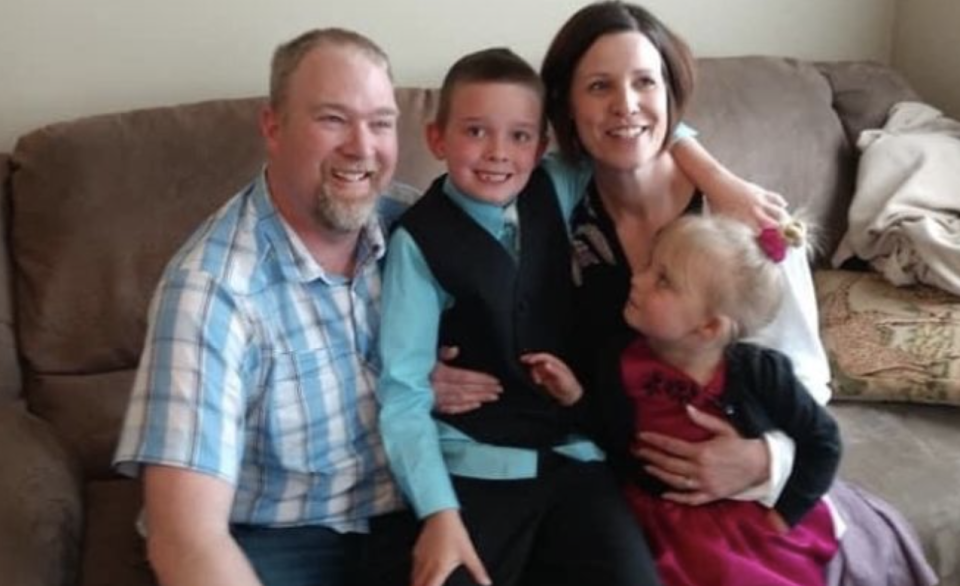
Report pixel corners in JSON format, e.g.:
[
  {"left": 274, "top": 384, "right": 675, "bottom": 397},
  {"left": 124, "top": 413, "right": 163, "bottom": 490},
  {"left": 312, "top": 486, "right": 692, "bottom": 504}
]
[{"left": 442, "top": 176, "right": 517, "bottom": 238}]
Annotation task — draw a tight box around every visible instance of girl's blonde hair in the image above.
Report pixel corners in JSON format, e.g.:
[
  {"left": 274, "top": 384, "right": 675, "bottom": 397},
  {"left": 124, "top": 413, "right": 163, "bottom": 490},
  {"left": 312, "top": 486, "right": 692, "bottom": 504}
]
[{"left": 654, "top": 215, "right": 799, "bottom": 339}]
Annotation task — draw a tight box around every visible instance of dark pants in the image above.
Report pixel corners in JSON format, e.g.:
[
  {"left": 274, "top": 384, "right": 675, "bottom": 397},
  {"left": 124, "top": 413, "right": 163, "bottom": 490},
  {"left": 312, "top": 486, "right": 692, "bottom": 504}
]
[
  {"left": 447, "top": 457, "right": 661, "bottom": 586},
  {"left": 232, "top": 510, "right": 417, "bottom": 586}
]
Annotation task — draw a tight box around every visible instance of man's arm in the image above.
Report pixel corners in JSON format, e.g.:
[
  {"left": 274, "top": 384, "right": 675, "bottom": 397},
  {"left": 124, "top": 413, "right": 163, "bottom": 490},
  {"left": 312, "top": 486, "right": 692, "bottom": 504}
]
[{"left": 144, "top": 466, "right": 261, "bottom": 586}]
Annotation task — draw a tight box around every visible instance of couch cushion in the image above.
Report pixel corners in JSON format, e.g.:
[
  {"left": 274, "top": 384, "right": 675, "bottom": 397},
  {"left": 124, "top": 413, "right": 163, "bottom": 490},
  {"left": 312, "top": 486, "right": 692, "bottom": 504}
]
[
  {"left": 816, "top": 269, "right": 960, "bottom": 406},
  {"left": 78, "top": 479, "right": 154, "bottom": 586},
  {"left": 831, "top": 402, "right": 960, "bottom": 584},
  {"left": 815, "top": 61, "right": 920, "bottom": 146},
  {"left": 687, "top": 57, "right": 854, "bottom": 261}
]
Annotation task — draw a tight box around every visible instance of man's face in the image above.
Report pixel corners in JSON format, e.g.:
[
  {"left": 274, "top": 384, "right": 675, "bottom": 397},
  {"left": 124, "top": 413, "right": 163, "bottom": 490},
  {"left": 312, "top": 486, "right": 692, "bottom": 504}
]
[{"left": 263, "top": 44, "right": 399, "bottom": 233}]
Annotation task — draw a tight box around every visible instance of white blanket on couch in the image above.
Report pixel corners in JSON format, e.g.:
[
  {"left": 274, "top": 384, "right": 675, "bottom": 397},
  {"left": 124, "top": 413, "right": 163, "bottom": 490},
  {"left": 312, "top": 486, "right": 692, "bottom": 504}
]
[{"left": 833, "top": 101, "right": 960, "bottom": 296}]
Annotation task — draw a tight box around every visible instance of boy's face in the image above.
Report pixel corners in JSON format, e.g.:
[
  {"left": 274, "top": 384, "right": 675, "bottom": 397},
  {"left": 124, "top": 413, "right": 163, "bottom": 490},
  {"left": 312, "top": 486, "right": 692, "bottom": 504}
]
[{"left": 427, "top": 82, "right": 546, "bottom": 205}]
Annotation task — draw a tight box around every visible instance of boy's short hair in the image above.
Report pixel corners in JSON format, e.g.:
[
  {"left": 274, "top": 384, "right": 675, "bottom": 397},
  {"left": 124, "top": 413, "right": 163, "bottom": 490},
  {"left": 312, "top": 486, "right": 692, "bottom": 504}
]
[
  {"left": 270, "top": 27, "right": 392, "bottom": 112},
  {"left": 435, "top": 47, "right": 546, "bottom": 134}
]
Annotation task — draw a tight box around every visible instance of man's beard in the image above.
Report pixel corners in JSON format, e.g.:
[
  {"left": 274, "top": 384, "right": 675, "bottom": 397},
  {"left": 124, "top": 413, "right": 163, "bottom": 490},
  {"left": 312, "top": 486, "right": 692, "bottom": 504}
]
[{"left": 313, "top": 187, "right": 378, "bottom": 233}]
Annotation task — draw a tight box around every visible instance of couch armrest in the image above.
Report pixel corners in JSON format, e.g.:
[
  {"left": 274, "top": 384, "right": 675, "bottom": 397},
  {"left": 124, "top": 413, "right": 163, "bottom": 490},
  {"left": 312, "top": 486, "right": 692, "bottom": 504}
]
[{"left": 0, "top": 402, "right": 83, "bottom": 586}]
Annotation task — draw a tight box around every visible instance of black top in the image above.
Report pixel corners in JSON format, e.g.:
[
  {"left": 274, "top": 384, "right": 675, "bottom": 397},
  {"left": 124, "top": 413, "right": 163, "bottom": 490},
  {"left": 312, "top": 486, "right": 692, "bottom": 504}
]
[{"left": 592, "top": 338, "right": 841, "bottom": 527}]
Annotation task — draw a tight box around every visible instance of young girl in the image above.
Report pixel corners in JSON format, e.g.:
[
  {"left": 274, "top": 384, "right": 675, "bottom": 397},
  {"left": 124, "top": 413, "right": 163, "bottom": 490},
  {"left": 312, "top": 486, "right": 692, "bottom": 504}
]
[{"left": 524, "top": 214, "right": 841, "bottom": 586}]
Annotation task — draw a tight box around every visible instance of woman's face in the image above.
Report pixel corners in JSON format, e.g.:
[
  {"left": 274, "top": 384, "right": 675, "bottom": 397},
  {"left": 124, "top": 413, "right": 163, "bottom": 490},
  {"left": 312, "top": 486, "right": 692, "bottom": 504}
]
[{"left": 569, "top": 31, "right": 669, "bottom": 172}]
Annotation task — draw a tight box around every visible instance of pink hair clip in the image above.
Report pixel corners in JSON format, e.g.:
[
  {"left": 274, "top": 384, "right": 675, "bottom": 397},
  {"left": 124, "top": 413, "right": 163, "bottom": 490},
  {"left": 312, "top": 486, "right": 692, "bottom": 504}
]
[
  {"left": 757, "top": 219, "right": 807, "bottom": 263},
  {"left": 757, "top": 226, "right": 788, "bottom": 262}
]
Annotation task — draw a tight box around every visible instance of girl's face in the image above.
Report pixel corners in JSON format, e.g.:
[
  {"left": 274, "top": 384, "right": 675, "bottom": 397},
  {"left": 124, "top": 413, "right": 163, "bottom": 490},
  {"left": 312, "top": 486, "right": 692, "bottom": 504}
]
[
  {"left": 569, "top": 31, "right": 670, "bottom": 173},
  {"left": 623, "top": 246, "right": 708, "bottom": 345}
]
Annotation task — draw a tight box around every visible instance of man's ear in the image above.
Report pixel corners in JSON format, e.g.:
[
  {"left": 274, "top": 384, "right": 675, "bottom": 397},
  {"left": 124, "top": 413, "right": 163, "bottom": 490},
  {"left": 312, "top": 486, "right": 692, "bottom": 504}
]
[
  {"left": 260, "top": 105, "right": 281, "bottom": 153},
  {"left": 425, "top": 121, "right": 446, "bottom": 160}
]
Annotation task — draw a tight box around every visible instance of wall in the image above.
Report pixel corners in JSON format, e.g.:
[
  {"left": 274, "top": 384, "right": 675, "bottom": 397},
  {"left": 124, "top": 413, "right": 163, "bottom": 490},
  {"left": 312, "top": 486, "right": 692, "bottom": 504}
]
[
  {"left": 892, "top": 0, "right": 960, "bottom": 119},
  {"left": 0, "top": 0, "right": 896, "bottom": 152}
]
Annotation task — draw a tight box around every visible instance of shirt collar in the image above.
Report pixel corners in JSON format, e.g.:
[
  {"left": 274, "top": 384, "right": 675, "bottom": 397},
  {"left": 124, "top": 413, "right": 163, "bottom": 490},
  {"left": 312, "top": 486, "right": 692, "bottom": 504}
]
[
  {"left": 442, "top": 176, "right": 517, "bottom": 237},
  {"left": 254, "top": 170, "right": 388, "bottom": 284}
]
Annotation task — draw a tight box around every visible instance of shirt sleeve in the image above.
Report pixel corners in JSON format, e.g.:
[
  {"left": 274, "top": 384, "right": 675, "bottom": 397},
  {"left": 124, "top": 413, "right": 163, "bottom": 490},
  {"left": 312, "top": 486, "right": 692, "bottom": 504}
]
[
  {"left": 731, "top": 430, "right": 796, "bottom": 506},
  {"left": 113, "top": 268, "right": 250, "bottom": 483},
  {"left": 541, "top": 153, "right": 593, "bottom": 224},
  {"left": 377, "top": 227, "right": 460, "bottom": 518},
  {"left": 747, "top": 247, "right": 832, "bottom": 405},
  {"left": 672, "top": 121, "right": 698, "bottom": 143}
]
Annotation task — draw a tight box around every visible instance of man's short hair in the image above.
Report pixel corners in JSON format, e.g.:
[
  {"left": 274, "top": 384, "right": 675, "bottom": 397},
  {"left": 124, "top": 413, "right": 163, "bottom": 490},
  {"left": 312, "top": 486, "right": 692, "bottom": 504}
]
[{"left": 269, "top": 28, "right": 393, "bottom": 112}]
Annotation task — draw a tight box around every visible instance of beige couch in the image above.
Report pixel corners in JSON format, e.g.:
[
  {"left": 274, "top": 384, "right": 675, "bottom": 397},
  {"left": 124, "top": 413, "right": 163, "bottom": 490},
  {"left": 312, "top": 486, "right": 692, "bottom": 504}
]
[{"left": 1, "top": 57, "right": 957, "bottom": 586}]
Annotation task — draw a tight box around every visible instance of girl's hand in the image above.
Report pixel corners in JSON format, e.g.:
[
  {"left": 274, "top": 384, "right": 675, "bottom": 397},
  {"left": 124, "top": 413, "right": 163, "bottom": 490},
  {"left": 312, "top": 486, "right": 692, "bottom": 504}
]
[{"left": 520, "top": 352, "right": 583, "bottom": 406}]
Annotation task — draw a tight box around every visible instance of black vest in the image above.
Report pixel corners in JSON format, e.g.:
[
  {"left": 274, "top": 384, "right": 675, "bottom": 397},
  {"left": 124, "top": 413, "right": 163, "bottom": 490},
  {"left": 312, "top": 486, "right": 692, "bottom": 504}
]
[{"left": 400, "top": 169, "right": 575, "bottom": 447}]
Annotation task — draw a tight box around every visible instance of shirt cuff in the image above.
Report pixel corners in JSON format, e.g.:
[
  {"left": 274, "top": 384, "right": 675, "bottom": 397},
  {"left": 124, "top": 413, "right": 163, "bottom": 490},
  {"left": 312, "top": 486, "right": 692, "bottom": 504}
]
[
  {"left": 730, "top": 430, "right": 795, "bottom": 507},
  {"left": 672, "top": 121, "right": 698, "bottom": 143}
]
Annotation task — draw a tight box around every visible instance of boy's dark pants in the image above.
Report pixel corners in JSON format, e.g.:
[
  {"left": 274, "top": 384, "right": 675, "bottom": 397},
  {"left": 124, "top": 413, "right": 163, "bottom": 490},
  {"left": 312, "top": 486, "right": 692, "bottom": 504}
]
[{"left": 446, "top": 456, "right": 662, "bottom": 586}]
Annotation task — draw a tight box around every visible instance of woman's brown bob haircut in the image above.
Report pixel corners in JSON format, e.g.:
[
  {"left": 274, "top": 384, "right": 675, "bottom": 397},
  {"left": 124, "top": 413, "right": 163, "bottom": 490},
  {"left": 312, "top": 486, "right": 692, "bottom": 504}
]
[{"left": 540, "top": 1, "right": 696, "bottom": 162}]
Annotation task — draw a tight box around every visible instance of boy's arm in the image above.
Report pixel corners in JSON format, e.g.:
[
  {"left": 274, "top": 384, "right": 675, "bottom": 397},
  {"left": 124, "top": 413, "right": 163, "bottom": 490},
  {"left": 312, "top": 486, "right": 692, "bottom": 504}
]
[
  {"left": 670, "top": 135, "right": 786, "bottom": 228},
  {"left": 378, "top": 228, "right": 459, "bottom": 519}
]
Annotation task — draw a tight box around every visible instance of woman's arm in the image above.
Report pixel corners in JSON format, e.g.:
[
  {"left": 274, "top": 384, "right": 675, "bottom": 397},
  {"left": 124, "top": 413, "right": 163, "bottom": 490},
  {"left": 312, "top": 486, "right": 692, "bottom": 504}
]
[{"left": 671, "top": 137, "right": 786, "bottom": 228}]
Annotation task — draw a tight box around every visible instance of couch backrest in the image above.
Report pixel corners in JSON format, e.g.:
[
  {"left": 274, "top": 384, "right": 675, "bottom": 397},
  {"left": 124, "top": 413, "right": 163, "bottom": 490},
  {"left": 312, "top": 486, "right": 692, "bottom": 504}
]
[
  {"left": 5, "top": 58, "right": 916, "bottom": 477},
  {"left": 0, "top": 153, "right": 20, "bottom": 404},
  {"left": 7, "top": 89, "right": 441, "bottom": 477}
]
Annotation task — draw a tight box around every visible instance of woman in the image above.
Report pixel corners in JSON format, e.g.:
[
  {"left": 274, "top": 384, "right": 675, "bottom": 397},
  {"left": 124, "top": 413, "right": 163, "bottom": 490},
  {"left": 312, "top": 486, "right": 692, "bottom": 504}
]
[{"left": 535, "top": 2, "right": 935, "bottom": 584}]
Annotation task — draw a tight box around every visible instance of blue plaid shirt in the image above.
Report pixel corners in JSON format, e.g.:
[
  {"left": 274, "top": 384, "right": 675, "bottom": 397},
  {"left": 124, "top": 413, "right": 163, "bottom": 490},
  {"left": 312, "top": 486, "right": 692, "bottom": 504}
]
[{"left": 114, "top": 172, "right": 410, "bottom": 532}]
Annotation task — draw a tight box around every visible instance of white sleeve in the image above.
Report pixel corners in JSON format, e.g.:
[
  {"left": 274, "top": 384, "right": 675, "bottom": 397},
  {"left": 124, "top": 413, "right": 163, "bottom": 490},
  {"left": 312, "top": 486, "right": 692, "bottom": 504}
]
[
  {"left": 731, "top": 430, "right": 795, "bottom": 506},
  {"left": 747, "top": 246, "right": 832, "bottom": 405}
]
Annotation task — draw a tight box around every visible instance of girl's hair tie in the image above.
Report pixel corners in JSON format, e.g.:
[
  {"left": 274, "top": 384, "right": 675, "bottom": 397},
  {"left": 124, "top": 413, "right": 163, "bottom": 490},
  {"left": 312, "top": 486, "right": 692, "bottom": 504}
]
[{"left": 757, "top": 219, "right": 806, "bottom": 262}]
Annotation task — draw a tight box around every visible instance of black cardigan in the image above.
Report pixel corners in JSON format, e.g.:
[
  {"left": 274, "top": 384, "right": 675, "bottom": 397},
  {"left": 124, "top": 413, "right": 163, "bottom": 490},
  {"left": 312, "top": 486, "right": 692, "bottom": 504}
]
[{"left": 589, "top": 339, "right": 841, "bottom": 527}]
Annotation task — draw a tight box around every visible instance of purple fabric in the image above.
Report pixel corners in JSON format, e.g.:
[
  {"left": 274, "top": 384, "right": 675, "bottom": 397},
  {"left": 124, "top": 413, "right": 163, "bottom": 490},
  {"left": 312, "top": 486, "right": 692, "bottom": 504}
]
[{"left": 826, "top": 480, "right": 938, "bottom": 586}]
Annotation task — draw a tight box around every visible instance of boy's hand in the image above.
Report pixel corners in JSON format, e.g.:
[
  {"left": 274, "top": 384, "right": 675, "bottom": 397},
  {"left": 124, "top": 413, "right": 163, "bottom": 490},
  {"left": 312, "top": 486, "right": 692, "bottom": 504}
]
[
  {"left": 431, "top": 346, "right": 503, "bottom": 415},
  {"left": 520, "top": 352, "right": 583, "bottom": 406},
  {"left": 413, "top": 510, "right": 491, "bottom": 586}
]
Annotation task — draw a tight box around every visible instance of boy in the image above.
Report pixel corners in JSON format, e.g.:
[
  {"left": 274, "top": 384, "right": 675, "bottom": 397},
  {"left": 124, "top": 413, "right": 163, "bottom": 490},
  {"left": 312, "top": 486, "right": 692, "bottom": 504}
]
[{"left": 377, "top": 48, "right": 660, "bottom": 586}]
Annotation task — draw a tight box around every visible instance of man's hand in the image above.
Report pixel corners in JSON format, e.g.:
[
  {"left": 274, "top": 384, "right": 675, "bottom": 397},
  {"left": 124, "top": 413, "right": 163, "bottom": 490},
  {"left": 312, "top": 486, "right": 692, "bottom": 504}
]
[
  {"left": 520, "top": 352, "right": 583, "bottom": 406},
  {"left": 634, "top": 404, "right": 770, "bottom": 505},
  {"left": 413, "top": 510, "right": 491, "bottom": 586},
  {"left": 431, "top": 346, "right": 502, "bottom": 414}
]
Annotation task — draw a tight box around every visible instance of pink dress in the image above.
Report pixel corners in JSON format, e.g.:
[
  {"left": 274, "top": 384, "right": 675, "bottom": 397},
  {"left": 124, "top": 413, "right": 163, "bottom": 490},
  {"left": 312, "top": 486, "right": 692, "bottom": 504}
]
[{"left": 620, "top": 339, "right": 839, "bottom": 586}]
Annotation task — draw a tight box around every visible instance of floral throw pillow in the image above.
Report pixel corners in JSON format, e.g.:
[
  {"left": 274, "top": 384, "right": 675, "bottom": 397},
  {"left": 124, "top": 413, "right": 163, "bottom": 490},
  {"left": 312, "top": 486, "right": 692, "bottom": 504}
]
[{"left": 814, "top": 269, "right": 960, "bottom": 406}]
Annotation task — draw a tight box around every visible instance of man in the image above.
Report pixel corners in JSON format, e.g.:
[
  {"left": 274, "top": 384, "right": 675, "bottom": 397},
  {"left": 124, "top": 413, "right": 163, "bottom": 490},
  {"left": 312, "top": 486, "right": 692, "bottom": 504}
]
[{"left": 114, "top": 28, "right": 429, "bottom": 586}]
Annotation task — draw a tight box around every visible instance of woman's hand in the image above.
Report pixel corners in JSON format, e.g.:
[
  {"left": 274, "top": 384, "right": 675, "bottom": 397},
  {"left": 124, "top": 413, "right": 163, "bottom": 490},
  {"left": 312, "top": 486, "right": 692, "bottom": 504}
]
[
  {"left": 431, "top": 346, "right": 503, "bottom": 414},
  {"left": 633, "top": 404, "right": 770, "bottom": 505},
  {"left": 520, "top": 352, "right": 584, "bottom": 406},
  {"left": 413, "top": 510, "right": 491, "bottom": 586}
]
